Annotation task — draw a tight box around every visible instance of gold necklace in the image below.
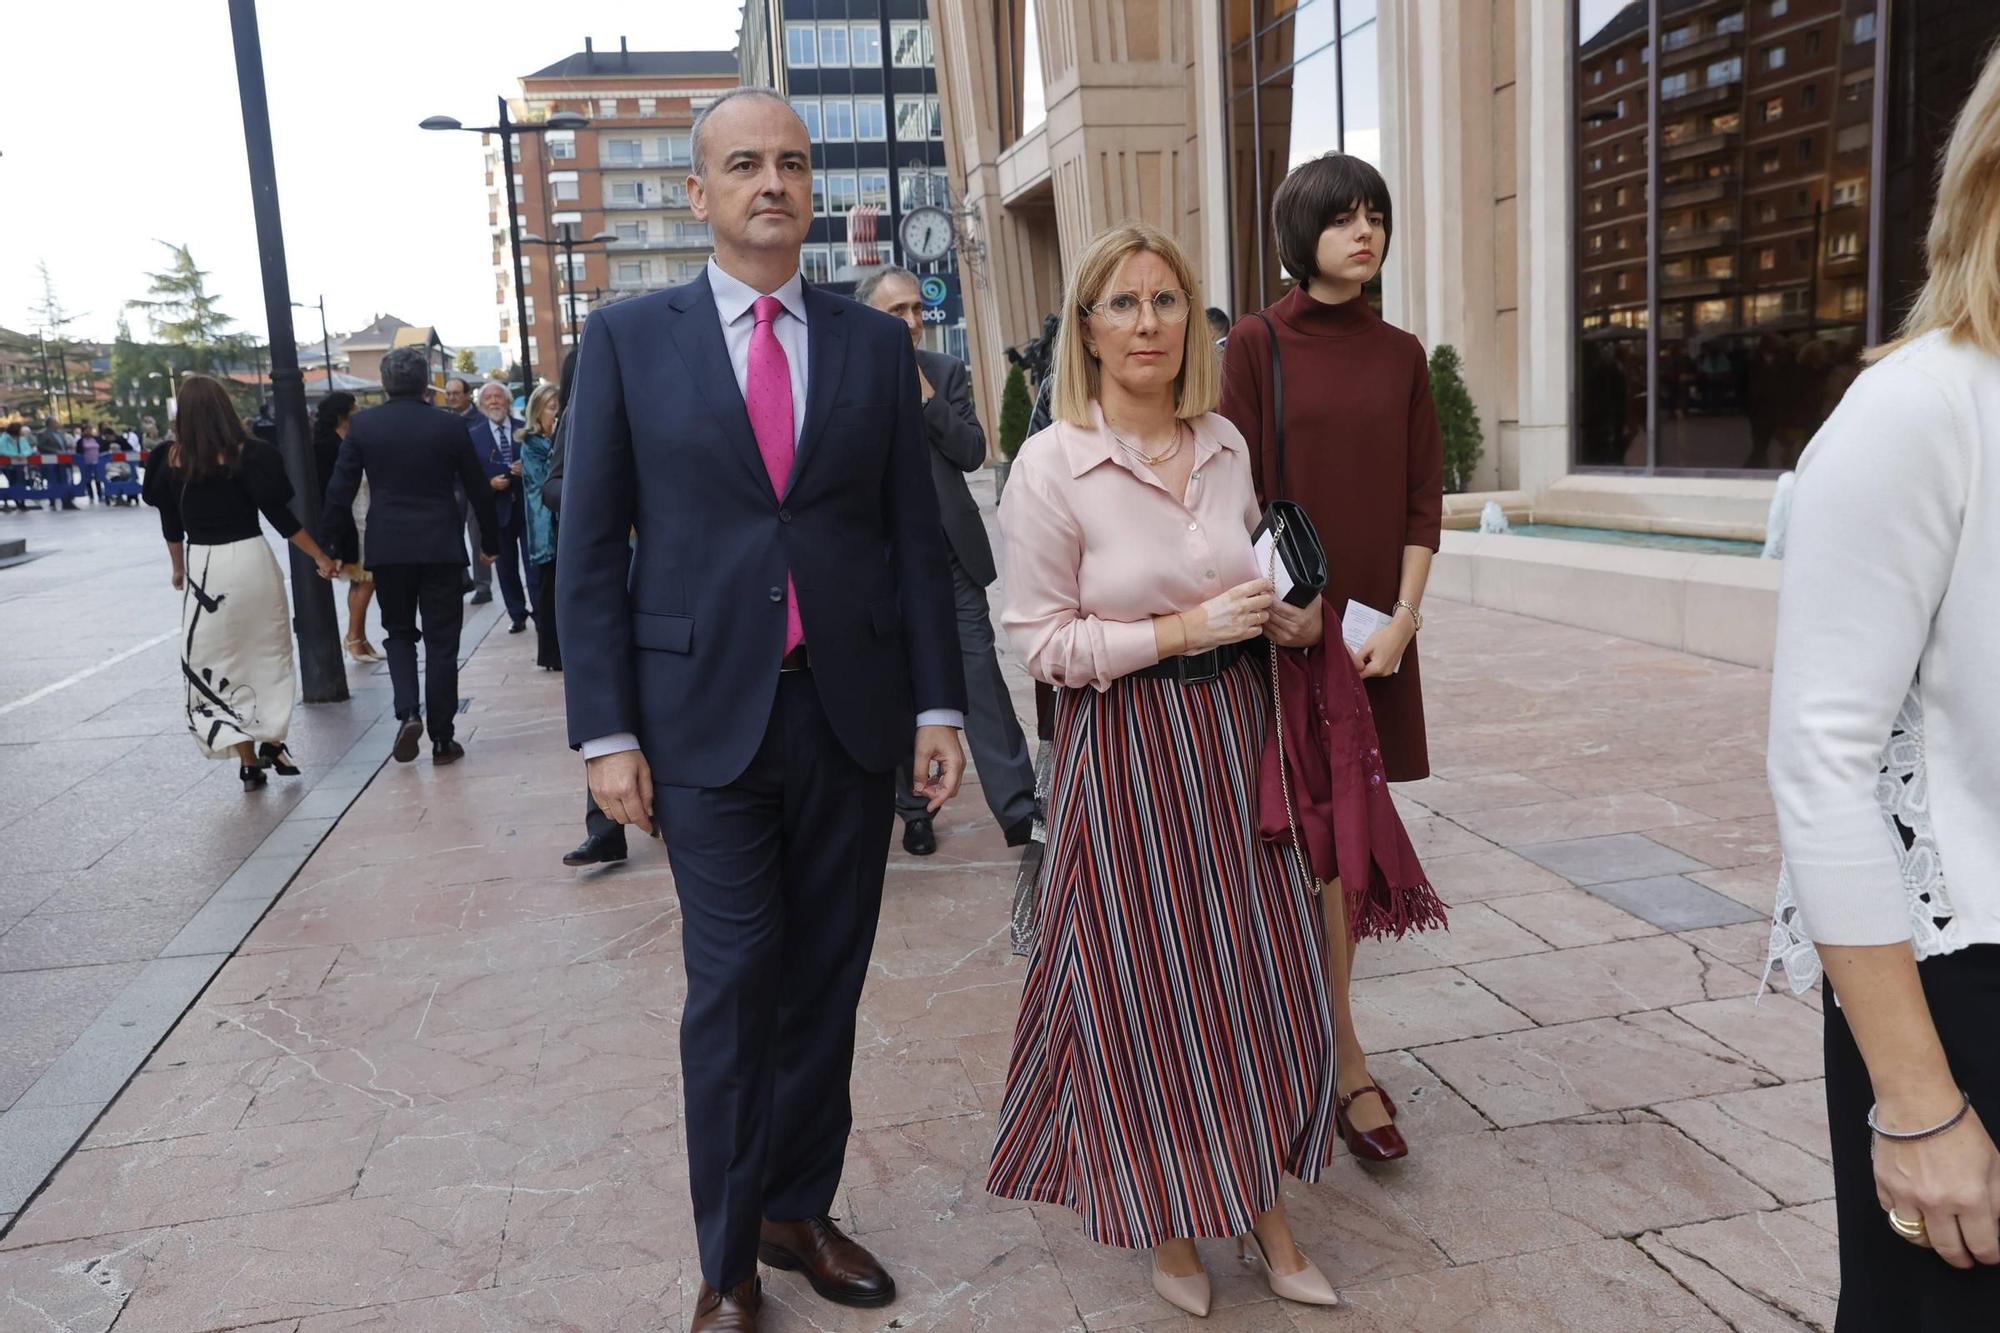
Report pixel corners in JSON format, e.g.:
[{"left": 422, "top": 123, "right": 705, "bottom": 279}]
[{"left": 1111, "top": 420, "right": 1183, "bottom": 466}]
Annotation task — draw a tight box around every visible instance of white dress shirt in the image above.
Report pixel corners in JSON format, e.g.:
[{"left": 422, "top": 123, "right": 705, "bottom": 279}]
[
  {"left": 1767, "top": 330, "right": 2000, "bottom": 968},
  {"left": 581, "top": 256, "right": 962, "bottom": 763}
]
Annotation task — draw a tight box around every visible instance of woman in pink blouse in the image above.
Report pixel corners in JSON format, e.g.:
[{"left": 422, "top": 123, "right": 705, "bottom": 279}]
[{"left": 987, "top": 223, "right": 1342, "bottom": 1318}]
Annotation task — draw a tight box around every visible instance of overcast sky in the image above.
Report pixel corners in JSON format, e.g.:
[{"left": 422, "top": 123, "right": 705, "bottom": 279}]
[{"left": 0, "top": 0, "right": 745, "bottom": 351}]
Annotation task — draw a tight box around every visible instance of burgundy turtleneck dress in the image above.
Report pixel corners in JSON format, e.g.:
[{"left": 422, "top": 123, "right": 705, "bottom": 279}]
[{"left": 1219, "top": 284, "right": 1444, "bottom": 782}]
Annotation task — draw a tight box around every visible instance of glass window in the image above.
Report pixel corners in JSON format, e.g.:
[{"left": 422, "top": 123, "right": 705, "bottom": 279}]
[
  {"left": 617, "top": 261, "right": 643, "bottom": 283},
  {"left": 1767, "top": 0, "right": 1787, "bottom": 14},
  {"left": 822, "top": 98, "right": 854, "bottom": 141},
  {"left": 787, "top": 23, "right": 817, "bottom": 67},
  {"left": 856, "top": 98, "right": 886, "bottom": 141},
  {"left": 1806, "top": 30, "right": 1821, "bottom": 55},
  {"left": 858, "top": 171, "right": 890, "bottom": 210},
  {"left": 638, "top": 98, "right": 657, "bottom": 118},
  {"left": 608, "top": 180, "right": 641, "bottom": 205},
  {"left": 825, "top": 172, "right": 859, "bottom": 216},
  {"left": 598, "top": 99, "right": 618, "bottom": 119},
  {"left": 791, "top": 99, "right": 822, "bottom": 142},
  {"left": 1761, "top": 96, "right": 1783, "bottom": 122},
  {"left": 1852, "top": 13, "right": 1877, "bottom": 43},
  {"left": 819, "top": 23, "right": 849, "bottom": 67},
  {"left": 1764, "top": 44, "right": 1786, "bottom": 71},
  {"left": 928, "top": 95, "right": 944, "bottom": 138},
  {"left": 801, "top": 245, "right": 833, "bottom": 285},
  {"left": 547, "top": 130, "right": 576, "bottom": 160},
  {"left": 892, "top": 21, "right": 925, "bottom": 67},
  {"left": 1716, "top": 11, "right": 1745, "bottom": 35},
  {"left": 1661, "top": 72, "right": 1691, "bottom": 97},
  {"left": 1831, "top": 177, "right": 1864, "bottom": 207},
  {"left": 614, "top": 221, "right": 645, "bottom": 242},
  {"left": 606, "top": 138, "right": 643, "bottom": 164},
  {"left": 850, "top": 23, "right": 882, "bottom": 66},
  {"left": 548, "top": 171, "right": 579, "bottom": 202},
  {"left": 899, "top": 167, "right": 948, "bottom": 210},
  {"left": 1708, "top": 56, "right": 1742, "bottom": 85},
  {"left": 811, "top": 173, "right": 829, "bottom": 216},
  {"left": 896, "top": 95, "right": 928, "bottom": 141}
]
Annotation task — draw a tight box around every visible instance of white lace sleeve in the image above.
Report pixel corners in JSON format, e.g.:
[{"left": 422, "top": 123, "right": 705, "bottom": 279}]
[{"left": 1764, "top": 686, "right": 1966, "bottom": 995}]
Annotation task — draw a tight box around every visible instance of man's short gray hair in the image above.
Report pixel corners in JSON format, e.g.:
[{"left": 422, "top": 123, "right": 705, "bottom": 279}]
[
  {"left": 690, "top": 87, "right": 806, "bottom": 178},
  {"left": 476, "top": 380, "right": 510, "bottom": 403},
  {"left": 853, "top": 264, "right": 920, "bottom": 307},
  {"left": 379, "top": 347, "right": 431, "bottom": 397}
]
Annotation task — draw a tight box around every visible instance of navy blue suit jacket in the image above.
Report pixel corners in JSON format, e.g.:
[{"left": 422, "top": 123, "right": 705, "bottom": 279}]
[
  {"left": 466, "top": 414, "right": 527, "bottom": 527},
  {"left": 555, "top": 271, "right": 965, "bottom": 788},
  {"left": 324, "top": 397, "right": 500, "bottom": 568}
]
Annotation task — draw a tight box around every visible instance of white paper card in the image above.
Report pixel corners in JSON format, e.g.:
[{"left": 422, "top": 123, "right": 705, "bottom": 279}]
[
  {"left": 1341, "top": 599, "right": 1394, "bottom": 656},
  {"left": 1250, "top": 527, "right": 1297, "bottom": 603}
]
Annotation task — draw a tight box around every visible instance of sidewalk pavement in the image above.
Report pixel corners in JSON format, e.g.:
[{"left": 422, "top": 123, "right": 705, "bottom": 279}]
[{"left": 0, "top": 587, "right": 1838, "bottom": 1330}]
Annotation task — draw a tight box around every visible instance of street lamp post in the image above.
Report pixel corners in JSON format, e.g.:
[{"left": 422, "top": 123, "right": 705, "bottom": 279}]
[
  {"left": 421, "top": 102, "right": 590, "bottom": 392},
  {"left": 521, "top": 225, "right": 617, "bottom": 349},
  {"left": 292, "top": 296, "right": 335, "bottom": 401},
  {"left": 228, "top": 0, "right": 347, "bottom": 704}
]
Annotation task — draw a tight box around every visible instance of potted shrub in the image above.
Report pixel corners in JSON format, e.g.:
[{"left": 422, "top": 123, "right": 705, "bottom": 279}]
[
  {"left": 1429, "top": 344, "right": 1484, "bottom": 494},
  {"left": 994, "top": 364, "right": 1032, "bottom": 504}
]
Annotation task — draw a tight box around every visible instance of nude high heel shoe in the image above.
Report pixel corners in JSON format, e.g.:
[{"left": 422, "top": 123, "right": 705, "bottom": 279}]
[
  {"left": 1150, "top": 1253, "right": 1212, "bottom": 1318},
  {"left": 1238, "top": 1232, "right": 1339, "bottom": 1307}
]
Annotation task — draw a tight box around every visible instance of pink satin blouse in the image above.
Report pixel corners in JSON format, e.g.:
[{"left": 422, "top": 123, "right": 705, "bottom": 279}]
[{"left": 998, "top": 404, "right": 1263, "bottom": 691}]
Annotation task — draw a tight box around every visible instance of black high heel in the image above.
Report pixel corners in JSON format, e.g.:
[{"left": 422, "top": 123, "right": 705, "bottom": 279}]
[
  {"left": 240, "top": 764, "right": 268, "bottom": 792},
  {"left": 257, "top": 743, "right": 300, "bottom": 776}
]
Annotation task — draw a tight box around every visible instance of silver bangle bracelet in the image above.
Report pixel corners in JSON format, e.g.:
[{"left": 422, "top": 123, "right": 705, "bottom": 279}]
[{"left": 1867, "top": 1091, "right": 1971, "bottom": 1142}]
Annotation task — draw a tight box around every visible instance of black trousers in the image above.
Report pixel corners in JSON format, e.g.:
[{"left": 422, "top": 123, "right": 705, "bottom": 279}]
[
  {"left": 373, "top": 563, "right": 465, "bottom": 743},
  {"left": 894, "top": 552, "right": 1037, "bottom": 829},
  {"left": 493, "top": 508, "right": 532, "bottom": 625},
  {"left": 534, "top": 560, "right": 561, "bottom": 669},
  {"left": 654, "top": 673, "right": 894, "bottom": 1291},
  {"left": 1827, "top": 944, "right": 2000, "bottom": 1331}
]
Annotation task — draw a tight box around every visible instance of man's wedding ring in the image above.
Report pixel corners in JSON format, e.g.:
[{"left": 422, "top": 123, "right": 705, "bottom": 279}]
[{"left": 1887, "top": 1209, "right": 1929, "bottom": 1245}]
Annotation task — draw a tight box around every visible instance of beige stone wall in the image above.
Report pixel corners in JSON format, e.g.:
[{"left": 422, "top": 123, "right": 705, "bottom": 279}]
[{"left": 935, "top": 0, "right": 1210, "bottom": 452}]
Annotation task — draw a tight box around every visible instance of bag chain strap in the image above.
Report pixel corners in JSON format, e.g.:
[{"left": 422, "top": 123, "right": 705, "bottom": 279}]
[{"left": 1265, "top": 514, "right": 1322, "bottom": 898}]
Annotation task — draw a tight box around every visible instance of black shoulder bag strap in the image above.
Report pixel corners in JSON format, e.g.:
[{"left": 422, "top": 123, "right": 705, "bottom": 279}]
[{"left": 1253, "top": 310, "right": 1287, "bottom": 501}]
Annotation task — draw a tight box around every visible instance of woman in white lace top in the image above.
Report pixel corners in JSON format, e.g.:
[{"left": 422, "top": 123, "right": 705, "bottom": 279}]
[{"left": 1766, "top": 46, "right": 2000, "bottom": 1328}]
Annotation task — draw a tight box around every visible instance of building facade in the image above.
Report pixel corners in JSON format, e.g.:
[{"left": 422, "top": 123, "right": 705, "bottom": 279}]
[
  {"left": 493, "top": 43, "right": 740, "bottom": 370},
  {"left": 934, "top": 0, "right": 2000, "bottom": 521},
  {"left": 741, "top": 0, "right": 967, "bottom": 357}
]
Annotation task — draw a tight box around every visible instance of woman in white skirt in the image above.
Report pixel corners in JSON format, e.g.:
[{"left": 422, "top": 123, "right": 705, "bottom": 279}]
[{"left": 145, "top": 375, "right": 340, "bottom": 791}]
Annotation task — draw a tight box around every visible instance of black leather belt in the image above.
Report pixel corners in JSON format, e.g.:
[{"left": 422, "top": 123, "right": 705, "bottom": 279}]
[
  {"left": 1130, "top": 639, "right": 1255, "bottom": 684},
  {"left": 779, "top": 645, "right": 811, "bottom": 673}
]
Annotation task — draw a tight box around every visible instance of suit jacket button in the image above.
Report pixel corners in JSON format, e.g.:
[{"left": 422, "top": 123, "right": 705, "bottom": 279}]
[
  {"left": 769, "top": 586, "right": 784, "bottom": 602},
  {"left": 778, "top": 508, "right": 792, "bottom": 523}
]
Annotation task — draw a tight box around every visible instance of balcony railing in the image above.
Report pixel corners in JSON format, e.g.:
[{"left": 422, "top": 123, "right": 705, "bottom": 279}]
[
  {"left": 606, "top": 228, "right": 712, "bottom": 252},
  {"left": 1662, "top": 176, "right": 1739, "bottom": 207},
  {"left": 1660, "top": 30, "right": 1743, "bottom": 69},
  {"left": 1662, "top": 130, "right": 1738, "bottom": 164},
  {"left": 601, "top": 152, "right": 693, "bottom": 170},
  {"left": 603, "top": 193, "right": 691, "bottom": 211},
  {"left": 1663, "top": 80, "right": 1741, "bottom": 111},
  {"left": 1660, "top": 224, "right": 1740, "bottom": 255}
]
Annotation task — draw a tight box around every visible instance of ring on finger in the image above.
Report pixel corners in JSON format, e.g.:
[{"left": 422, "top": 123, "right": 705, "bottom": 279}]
[{"left": 1887, "top": 1209, "right": 1930, "bottom": 1245}]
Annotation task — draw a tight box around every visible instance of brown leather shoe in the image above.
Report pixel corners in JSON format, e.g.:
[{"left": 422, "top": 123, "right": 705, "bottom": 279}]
[
  {"left": 689, "top": 1277, "right": 760, "bottom": 1331},
  {"left": 759, "top": 1215, "right": 896, "bottom": 1308}
]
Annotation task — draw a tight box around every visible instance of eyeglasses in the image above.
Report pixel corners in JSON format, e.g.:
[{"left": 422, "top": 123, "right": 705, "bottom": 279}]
[{"left": 1084, "top": 288, "right": 1192, "bottom": 328}]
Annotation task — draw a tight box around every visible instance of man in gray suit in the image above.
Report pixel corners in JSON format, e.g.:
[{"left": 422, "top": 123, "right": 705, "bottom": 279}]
[{"left": 857, "top": 266, "right": 1038, "bottom": 855}]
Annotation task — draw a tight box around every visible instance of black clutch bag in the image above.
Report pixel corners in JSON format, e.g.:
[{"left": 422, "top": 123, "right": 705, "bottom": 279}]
[{"left": 1251, "top": 312, "right": 1328, "bottom": 608}]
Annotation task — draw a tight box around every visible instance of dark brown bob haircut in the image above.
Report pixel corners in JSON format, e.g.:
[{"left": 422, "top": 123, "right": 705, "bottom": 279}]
[
  {"left": 170, "top": 375, "right": 250, "bottom": 481},
  {"left": 1272, "top": 151, "right": 1394, "bottom": 285}
]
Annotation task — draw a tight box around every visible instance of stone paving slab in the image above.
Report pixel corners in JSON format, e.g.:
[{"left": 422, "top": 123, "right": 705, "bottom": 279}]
[
  {"left": 0, "top": 504, "right": 507, "bottom": 1224},
  {"left": 0, "top": 500, "right": 1837, "bottom": 1329}
]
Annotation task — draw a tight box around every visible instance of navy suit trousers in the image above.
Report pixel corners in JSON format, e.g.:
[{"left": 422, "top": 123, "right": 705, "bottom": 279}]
[{"left": 655, "top": 672, "right": 894, "bottom": 1291}]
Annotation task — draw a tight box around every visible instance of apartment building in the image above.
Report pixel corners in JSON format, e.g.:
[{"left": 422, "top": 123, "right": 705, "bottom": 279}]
[{"left": 493, "top": 42, "right": 740, "bottom": 366}]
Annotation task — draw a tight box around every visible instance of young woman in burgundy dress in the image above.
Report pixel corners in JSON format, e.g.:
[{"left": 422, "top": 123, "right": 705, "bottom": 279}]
[{"left": 1220, "top": 152, "right": 1446, "bottom": 1164}]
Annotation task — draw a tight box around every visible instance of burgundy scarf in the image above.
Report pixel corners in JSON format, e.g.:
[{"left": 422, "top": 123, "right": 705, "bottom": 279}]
[{"left": 1259, "top": 642, "right": 1447, "bottom": 941}]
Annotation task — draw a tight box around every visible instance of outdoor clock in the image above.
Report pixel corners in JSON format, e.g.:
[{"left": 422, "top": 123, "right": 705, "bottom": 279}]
[{"left": 900, "top": 206, "right": 954, "bottom": 263}]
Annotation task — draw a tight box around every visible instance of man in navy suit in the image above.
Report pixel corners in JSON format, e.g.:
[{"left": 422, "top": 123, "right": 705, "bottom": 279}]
[
  {"left": 467, "top": 381, "right": 532, "bottom": 632},
  {"left": 558, "top": 88, "right": 965, "bottom": 1333},
  {"left": 324, "top": 347, "right": 501, "bottom": 764}
]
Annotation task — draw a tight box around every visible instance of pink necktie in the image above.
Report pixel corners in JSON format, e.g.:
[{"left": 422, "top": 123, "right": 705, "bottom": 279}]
[{"left": 747, "top": 294, "right": 804, "bottom": 655}]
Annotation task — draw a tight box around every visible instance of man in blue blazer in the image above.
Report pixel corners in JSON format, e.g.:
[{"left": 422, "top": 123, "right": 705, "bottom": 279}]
[
  {"left": 557, "top": 89, "right": 965, "bottom": 1333},
  {"left": 466, "top": 381, "right": 532, "bottom": 632}
]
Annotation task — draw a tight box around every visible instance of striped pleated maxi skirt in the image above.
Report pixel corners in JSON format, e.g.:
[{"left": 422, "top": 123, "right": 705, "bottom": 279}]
[{"left": 987, "top": 655, "right": 1341, "bottom": 1248}]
